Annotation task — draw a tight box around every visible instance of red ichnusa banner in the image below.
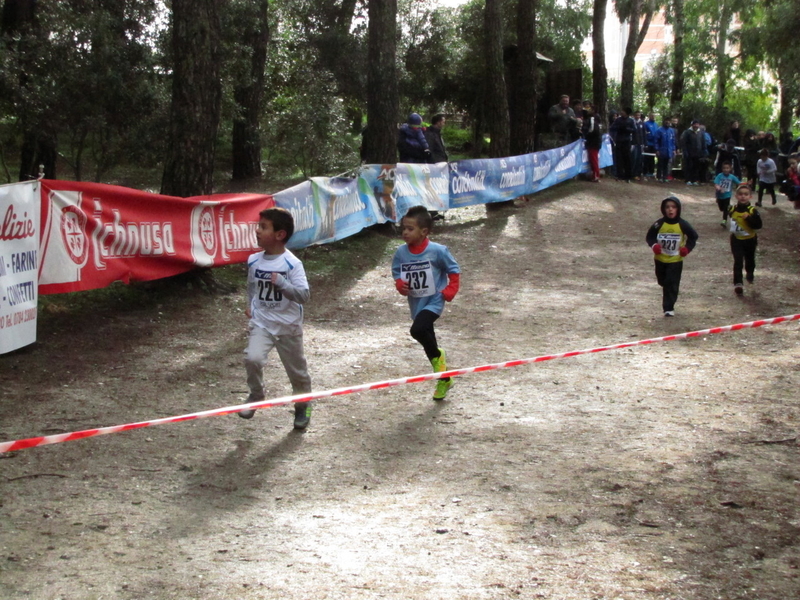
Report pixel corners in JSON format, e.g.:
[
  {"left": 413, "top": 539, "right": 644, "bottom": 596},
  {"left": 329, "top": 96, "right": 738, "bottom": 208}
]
[{"left": 38, "top": 180, "right": 274, "bottom": 295}]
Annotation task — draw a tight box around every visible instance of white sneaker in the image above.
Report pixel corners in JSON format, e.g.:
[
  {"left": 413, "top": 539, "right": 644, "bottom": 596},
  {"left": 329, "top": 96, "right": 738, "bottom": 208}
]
[{"left": 664, "top": 310, "right": 675, "bottom": 317}]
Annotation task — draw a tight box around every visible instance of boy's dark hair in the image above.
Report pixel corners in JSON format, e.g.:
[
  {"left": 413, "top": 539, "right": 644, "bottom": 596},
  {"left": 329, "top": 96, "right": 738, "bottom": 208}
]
[
  {"left": 259, "top": 207, "right": 294, "bottom": 241},
  {"left": 736, "top": 183, "right": 752, "bottom": 192},
  {"left": 721, "top": 161, "right": 732, "bottom": 167},
  {"left": 404, "top": 205, "right": 433, "bottom": 231},
  {"left": 431, "top": 114, "right": 445, "bottom": 127},
  {"left": 759, "top": 148, "right": 769, "bottom": 157}
]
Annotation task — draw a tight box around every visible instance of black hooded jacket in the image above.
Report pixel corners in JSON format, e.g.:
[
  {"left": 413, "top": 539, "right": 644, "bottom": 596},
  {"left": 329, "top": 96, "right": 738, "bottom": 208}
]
[{"left": 645, "top": 196, "right": 699, "bottom": 254}]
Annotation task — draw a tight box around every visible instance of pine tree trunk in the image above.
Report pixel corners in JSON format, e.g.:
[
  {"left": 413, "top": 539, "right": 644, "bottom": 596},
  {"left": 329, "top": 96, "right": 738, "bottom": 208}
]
[
  {"left": 777, "top": 62, "right": 796, "bottom": 136},
  {"left": 161, "top": 0, "right": 225, "bottom": 197},
  {"left": 509, "top": 0, "right": 537, "bottom": 156},
  {"left": 361, "top": 0, "right": 398, "bottom": 164},
  {"left": 2, "top": 0, "right": 57, "bottom": 180},
  {"left": 231, "top": 0, "right": 269, "bottom": 181},
  {"left": 484, "top": 0, "right": 510, "bottom": 158},
  {"left": 670, "top": 0, "right": 685, "bottom": 112},
  {"left": 619, "top": 1, "right": 653, "bottom": 112},
  {"left": 592, "top": 0, "right": 609, "bottom": 127},
  {"left": 714, "top": 1, "right": 730, "bottom": 112},
  {"left": 619, "top": 0, "right": 642, "bottom": 111}
]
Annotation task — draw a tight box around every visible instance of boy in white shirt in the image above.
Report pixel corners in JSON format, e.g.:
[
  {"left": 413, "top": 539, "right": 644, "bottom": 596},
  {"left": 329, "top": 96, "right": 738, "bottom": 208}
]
[
  {"left": 756, "top": 148, "right": 777, "bottom": 206},
  {"left": 239, "top": 208, "right": 313, "bottom": 429}
]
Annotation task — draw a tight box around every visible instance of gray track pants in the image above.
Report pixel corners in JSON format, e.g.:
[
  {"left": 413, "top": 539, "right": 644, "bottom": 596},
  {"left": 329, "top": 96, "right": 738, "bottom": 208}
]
[{"left": 244, "top": 325, "right": 312, "bottom": 401}]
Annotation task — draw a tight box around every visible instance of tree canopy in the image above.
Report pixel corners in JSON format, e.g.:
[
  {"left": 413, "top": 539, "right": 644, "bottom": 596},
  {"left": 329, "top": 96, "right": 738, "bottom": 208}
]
[{"left": 0, "top": 0, "right": 792, "bottom": 189}]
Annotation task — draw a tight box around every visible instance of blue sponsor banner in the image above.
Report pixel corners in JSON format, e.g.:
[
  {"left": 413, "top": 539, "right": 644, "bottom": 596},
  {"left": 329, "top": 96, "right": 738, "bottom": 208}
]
[
  {"left": 272, "top": 181, "right": 319, "bottom": 250},
  {"left": 449, "top": 153, "right": 532, "bottom": 209},
  {"left": 309, "top": 176, "right": 382, "bottom": 244},
  {"left": 393, "top": 162, "right": 449, "bottom": 221},
  {"left": 358, "top": 163, "right": 449, "bottom": 223},
  {"left": 274, "top": 137, "right": 615, "bottom": 249},
  {"left": 358, "top": 164, "right": 399, "bottom": 223},
  {"left": 538, "top": 140, "right": 584, "bottom": 189},
  {"left": 599, "top": 134, "right": 613, "bottom": 167},
  {"left": 273, "top": 177, "right": 384, "bottom": 249},
  {"left": 529, "top": 147, "right": 559, "bottom": 193}
]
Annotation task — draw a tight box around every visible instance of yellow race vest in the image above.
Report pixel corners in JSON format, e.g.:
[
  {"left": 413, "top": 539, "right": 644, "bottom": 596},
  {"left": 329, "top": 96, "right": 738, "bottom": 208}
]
[
  {"left": 728, "top": 205, "right": 757, "bottom": 240},
  {"left": 655, "top": 221, "right": 686, "bottom": 263}
]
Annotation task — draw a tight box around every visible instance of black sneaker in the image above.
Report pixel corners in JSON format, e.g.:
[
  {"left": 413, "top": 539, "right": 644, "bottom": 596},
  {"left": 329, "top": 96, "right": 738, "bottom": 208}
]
[
  {"left": 746, "top": 274, "right": 754, "bottom": 284},
  {"left": 734, "top": 284, "right": 744, "bottom": 296},
  {"left": 293, "top": 402, "right": 312, "bottom": 430}
]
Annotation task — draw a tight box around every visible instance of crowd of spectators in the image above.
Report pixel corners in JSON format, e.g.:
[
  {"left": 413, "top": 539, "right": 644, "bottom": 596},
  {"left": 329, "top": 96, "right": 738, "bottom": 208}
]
[
  {"left": 546, "top": 96, "right": 800, "bottom": 204},
  {"left": 389, "top": 99, "right": 800, "bottom": 205}
]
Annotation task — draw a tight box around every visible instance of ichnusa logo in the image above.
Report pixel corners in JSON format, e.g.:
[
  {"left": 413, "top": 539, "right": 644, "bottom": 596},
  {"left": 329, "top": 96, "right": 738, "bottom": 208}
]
[
  {"left": 190, "top": 203, "right": 260, "bottom": 266},
  {"left": 60, "top": 205, "right": 88, "bottom": 266},
  {"left": 92, "top": 200, "right": 175, "bottom": 270}
]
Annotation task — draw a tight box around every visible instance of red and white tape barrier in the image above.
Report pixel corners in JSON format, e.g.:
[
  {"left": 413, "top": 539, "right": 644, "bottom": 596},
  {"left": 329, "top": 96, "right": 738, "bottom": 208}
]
[{"left": 2, "top": 313, "right": 799, "bottom": 453}]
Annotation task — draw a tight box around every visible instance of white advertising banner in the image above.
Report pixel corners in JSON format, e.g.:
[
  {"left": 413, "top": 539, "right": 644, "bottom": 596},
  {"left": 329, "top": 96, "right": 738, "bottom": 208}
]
[{"left": 0, "top": 181, "right": 40, "bottom": 354}]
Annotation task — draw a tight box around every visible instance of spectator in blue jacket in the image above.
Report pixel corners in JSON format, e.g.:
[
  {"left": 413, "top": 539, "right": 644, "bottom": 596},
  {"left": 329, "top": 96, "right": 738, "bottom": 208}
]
[
  {"left": 643, "top": 112, "right": 659, "bottom": 177},
  {"left": 654, "top": 117, "right": 677, "bottom": 183},
  {"left": 397, "top": 113, "right": 431, "bottom": 163}
]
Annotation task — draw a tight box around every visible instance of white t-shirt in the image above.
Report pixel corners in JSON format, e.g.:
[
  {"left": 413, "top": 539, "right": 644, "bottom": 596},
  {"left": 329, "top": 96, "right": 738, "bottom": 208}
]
[
  {"left": 247, "top": 250, "right": 309, "bottom": 336},
  {"left": 757, "top": 158, "right": 777, "bottom": 184}
]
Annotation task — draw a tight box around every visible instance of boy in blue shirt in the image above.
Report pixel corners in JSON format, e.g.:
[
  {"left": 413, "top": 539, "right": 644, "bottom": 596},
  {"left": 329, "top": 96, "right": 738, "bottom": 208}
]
[
  {"left": 713, "top": 161, "right": 740, "bottom": 228},
  {"left": 392, "top": 205, "right": 461, "bottom": 400}
]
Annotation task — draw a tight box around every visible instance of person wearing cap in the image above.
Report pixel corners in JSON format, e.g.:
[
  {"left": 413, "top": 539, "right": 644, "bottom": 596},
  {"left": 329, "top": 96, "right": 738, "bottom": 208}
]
[
  {"left": 397, "top": 113, "right": 431, "bottom": 163},
  {"left": 645, "top": 195, "right": 699, "bottom": 317}
]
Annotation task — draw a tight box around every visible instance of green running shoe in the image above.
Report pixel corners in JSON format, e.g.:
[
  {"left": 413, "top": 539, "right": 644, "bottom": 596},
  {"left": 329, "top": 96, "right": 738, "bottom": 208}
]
[
  {"left": 294, "top": 401, "right": 312, "bottom": 430},
  {"left": 430, "top": 348, "right": 452, "bottom": 400},
  {"left": 433, "top": 377, "right": 454, "bottom": 401},
  {"left": 430, "top": 347, "right": 446, "bottom": 373}
]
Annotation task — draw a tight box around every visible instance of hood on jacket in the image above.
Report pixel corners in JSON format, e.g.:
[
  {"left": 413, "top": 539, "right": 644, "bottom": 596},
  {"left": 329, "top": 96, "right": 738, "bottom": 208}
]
[{"left": 660, "top": 195, "right": 682, "bottom": 221}]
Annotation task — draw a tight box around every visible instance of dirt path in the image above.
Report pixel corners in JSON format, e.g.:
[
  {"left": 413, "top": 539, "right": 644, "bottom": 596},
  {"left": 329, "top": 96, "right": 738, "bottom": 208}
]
[{"left": 1, "top": 178, "right": 799, "bottom": 600}]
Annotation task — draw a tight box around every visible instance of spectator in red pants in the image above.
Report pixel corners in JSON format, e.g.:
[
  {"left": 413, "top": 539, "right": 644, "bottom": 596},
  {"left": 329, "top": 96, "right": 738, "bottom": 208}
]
[{"left": 582, "top": 103, "right": 603, "bottom": 182}]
